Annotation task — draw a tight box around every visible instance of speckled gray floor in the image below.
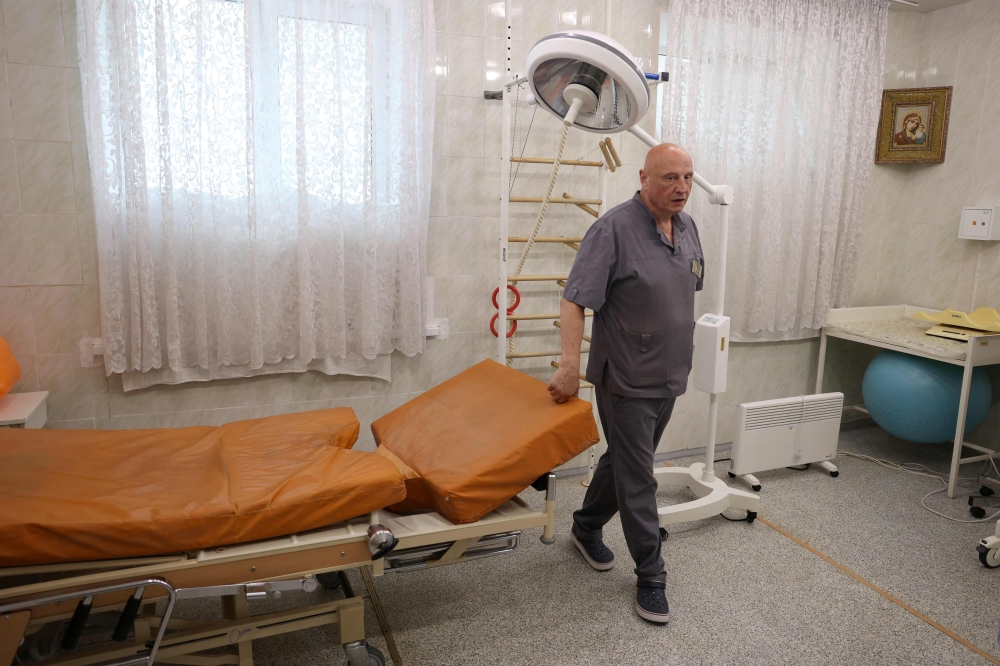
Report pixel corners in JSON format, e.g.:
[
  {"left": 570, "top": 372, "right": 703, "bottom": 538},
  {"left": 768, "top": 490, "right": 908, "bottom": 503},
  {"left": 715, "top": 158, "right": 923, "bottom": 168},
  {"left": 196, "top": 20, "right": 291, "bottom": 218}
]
[{"left": 173, "top": 425, "right": 1000, "bottom": 665}]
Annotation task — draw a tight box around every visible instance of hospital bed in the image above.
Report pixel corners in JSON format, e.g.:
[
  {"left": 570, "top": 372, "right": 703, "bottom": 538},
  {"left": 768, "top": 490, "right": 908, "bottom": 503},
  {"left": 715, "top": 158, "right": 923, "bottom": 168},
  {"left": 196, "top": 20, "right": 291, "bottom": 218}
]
[{"left": 0, "top": 360, "right": 598, "bottom": 666}]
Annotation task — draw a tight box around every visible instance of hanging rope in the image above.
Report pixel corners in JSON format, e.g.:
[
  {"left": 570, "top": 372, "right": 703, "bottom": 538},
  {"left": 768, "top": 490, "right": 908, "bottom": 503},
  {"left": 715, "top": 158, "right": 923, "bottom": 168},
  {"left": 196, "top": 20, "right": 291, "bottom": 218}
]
[{"left": 513, "top": 122, "right": 571, "bottom": 277}]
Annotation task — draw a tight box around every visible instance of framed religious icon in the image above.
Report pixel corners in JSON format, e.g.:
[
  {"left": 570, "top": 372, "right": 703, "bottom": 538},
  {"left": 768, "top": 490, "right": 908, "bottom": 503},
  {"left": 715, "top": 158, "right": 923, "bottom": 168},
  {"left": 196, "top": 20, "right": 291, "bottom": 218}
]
[{"left": 875, "top": 87, "right": 952, "bottom": 164}]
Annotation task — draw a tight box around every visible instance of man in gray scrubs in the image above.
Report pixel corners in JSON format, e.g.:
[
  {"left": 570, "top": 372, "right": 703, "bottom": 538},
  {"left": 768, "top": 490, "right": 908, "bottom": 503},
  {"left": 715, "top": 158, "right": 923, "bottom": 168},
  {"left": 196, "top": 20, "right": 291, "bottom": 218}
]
[{"left": 548, "top": 143, "right": 703, "bottom": 624}]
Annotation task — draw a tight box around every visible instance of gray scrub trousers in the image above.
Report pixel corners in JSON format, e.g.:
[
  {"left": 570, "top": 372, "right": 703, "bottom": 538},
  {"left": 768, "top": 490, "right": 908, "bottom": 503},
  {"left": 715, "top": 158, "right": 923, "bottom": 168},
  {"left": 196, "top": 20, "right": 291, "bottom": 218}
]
[{"left": 563, "top": 192, "right": 704, "bottom": 585}]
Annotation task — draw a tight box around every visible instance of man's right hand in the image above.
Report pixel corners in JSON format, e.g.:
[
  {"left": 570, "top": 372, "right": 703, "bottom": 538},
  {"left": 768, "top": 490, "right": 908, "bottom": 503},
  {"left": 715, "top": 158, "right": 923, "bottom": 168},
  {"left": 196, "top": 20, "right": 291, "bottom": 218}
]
[{"left": 547, "top": 365, "right": 580, "bottom": 403}]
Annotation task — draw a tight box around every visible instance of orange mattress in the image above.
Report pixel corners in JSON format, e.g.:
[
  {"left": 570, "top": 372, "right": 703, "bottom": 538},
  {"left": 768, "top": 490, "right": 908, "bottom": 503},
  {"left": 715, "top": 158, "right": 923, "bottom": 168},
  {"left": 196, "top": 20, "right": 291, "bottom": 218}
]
[
  {"left": 373, "top": 360, "right": 599, "bottom": 524},
  {"left": 0, "top": 409, "right": 406, "bottom": 567}
]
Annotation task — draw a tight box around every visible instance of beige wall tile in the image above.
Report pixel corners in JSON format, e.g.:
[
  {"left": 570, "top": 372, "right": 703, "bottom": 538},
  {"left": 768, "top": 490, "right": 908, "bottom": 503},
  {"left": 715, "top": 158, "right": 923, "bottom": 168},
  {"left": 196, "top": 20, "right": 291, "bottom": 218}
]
[
  {"left": 0, "top": 286, "right": 34, "bottom": 354},
  {"left": 447, "top": 95, "right": 485, "bottom": 158},
  {"left": 0, "top": 140, "right": 21, "bottom": 213},
  {"left": 200, "top": 378, "right": 249, "bottom": 409},
  {"left": 64, "top": 67, "right": 85, "bottom": 143},
  {"left": 83, "top": 284, "right": 100, "bottom": 335},
  {"left": 447, "top": 0, "right": 484, "bottom": 37},
  {"left": 24, "top": 214, "right": 81, "bottom": 285},
  {"left": 156, "top": 382, "right": 208, "bottom": 413},
  {"left": 201, "top": 407, "right": 250, "bottom": 426},
  {"left": 71, "top": 142, "right": 93, "bottom": 214},
  {"left": 11, "top": 354, "right": 36, "bottom": 391},
  {"left": 246, "top": 373, "right": 294, "bottom": 405},
  {"left": 486, "top": 0, "right": 521, "bottom": 41},
  {"left": 107, "top": 372, "right": 160, "bottom": 416},
  {"left": 446, "top": 216, "right": 486, "bottom": 276},
  {"left": 0, "top": 65, "right": 12, "bottom": 140},
  {"left": 445, "top": 331, "right": 479, "bottom": 378},
  {"left": 446, "top": 34, "right": 484, "bottom": 97},
  {"left": 61, "top": 0, "right": 78, "bottom": 67},
  {"left": 78, "top": 215, "right": 97, "bottom": 284},
  {"left": 37, "top": 353, "right": 104, "bottom": 420},
  {"left": 2, "top": 0, "right": 66, "bottom": 67},
  {"left": 446, "top": 156, "right": 484, "bottom": 216},
  {"left": 30, "top": 285, "right": 83, "bottom": 354},
  {"left": 7, "top": 64, "right": 69, "bottom": 141},
  {"left": 16, "top": 141, "right": 75, "bottom": 214},
  {"left": 46, "top": 418, "right": 95, "bottom": 429},
  {"left": 0, "top": 214, "right": 27, "bottom": 285}
]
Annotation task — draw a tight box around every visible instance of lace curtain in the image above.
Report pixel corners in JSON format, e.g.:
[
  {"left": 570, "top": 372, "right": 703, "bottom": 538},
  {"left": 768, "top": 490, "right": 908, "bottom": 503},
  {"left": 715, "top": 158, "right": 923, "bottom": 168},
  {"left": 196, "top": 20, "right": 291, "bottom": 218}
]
[
  {"left": 76, "top": 0, "right": 434, "bottom": 386},
  {"left": 661, "top": 0, "right": 887, "bottom": 341}
]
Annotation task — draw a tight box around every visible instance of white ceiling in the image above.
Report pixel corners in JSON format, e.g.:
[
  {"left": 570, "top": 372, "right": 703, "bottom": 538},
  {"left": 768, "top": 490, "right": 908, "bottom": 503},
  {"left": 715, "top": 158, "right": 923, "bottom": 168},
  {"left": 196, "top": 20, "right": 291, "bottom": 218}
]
[{"left": 890, "top": 0, "right": 972, "bottom": 13}]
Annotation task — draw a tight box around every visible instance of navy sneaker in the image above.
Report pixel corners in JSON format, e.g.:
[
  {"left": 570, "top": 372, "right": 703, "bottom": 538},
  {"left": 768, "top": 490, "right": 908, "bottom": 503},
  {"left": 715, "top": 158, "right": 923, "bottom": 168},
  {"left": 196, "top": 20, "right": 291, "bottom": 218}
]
[
  {"left": 571, "top": 532, "right": 615, "bottom": 571},
  {"left": 636, "top": 582, "right": 670, "bottom": 624}
]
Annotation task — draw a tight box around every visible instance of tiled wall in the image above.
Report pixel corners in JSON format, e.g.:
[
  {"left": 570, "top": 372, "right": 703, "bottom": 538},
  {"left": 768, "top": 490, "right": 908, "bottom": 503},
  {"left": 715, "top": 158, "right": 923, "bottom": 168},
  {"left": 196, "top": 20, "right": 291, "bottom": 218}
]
[
  {"left": 849, "top": 0, "right": 1000, "bottom": 447},
  {"left": 0, "top": 0, "right": 822, "bottom": 458}
]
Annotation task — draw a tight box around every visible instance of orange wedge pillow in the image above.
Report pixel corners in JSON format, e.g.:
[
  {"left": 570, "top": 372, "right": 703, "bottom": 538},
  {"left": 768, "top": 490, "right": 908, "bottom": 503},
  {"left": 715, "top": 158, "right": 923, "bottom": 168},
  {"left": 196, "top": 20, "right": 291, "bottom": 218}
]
[
  {"left": 372, "top": 360, "right": 600, "bottom": 524},
  {"left": 0, "top": 337, "right": 20, "bottom": 398}
]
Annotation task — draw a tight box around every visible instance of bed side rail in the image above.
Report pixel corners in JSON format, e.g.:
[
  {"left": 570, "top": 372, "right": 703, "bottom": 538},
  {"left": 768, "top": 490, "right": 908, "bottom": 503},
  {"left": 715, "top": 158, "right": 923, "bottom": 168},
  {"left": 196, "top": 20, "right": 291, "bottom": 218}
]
[{"left": 0, "top": 578, "right": 175, "bottom": 666}]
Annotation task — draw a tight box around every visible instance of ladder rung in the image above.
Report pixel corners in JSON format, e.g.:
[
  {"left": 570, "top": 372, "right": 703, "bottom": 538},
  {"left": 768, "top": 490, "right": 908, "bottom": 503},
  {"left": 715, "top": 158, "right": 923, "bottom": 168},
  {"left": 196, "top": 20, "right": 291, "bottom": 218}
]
[
  {"left": 511, "top": 157, "right": 604, "bottom": 167},
  {"left": 506, "top": 312, "right": 593, "bottom": 320},
  {"left": 553, "top": 320, "right": 591, "bottom": 342},
  {"left": 509, "top": 197, "right": 602, "bottom": 205},
  {"left": 507, "top": 237, "right": 584, "bottom": 243},
  {"left": 509, "top": 349, "right": 589, "bottom": 359},
  {"left": 507, "top": 275, "right": 569, "bottom": 282},
  {"left": 550, "top": 360, "right": 589, "bottom": 384}
]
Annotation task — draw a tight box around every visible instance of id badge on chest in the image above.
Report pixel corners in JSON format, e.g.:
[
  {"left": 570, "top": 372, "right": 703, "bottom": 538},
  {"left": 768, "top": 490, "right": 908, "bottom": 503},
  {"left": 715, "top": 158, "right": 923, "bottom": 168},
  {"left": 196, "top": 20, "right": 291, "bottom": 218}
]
[{"left": 691, "top": 258, "right": 703, "bottom": 279}]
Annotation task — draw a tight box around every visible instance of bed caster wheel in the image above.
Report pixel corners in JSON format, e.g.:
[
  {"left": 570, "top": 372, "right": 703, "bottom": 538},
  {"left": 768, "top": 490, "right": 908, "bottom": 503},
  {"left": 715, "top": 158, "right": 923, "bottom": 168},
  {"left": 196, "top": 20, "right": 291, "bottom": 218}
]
[
  {"left": 752, "top": 484, "right": 761, "bottom": 492},
  {"left": 746, "top": 511, "right": 757, "bottom": 524},
  {"left": 316, "top": 572, "right": 342, "bottom": 590},
  {"left": 981, "top": 485, "right": 995, "bottom": 497},
  {"left": 971, "top": 506, "right": 987, "bottom": 519},
  {"left": 727, "top": 471, "right": 735, "bottom": 478},
  {"left": 659, "top": 527, "right": 668, "bottom": 541},
  {"left": 344, "top": 642, "right": 385, "bottom": 666},
  {"left": 978, "top": 545, "right": 1000, "bottom": 568},
  {"left": 364, "top": 646, "right": 386, "bottom": 666}
]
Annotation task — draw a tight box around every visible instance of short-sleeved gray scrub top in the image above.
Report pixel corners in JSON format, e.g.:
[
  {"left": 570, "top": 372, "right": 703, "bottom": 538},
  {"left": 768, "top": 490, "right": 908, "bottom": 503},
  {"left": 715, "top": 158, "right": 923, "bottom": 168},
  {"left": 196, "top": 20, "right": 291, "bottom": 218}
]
[{"left": 563, "top": 191, "right": 704, "bottom": 398}]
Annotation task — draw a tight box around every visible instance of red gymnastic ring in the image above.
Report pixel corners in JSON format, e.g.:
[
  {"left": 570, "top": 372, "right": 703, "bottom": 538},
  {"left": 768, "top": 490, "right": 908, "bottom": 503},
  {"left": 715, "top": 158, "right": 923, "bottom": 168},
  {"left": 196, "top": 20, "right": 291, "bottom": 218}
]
[
  {"left": 492, "top": 285, "right": 521, "bottom": 314},
  {"left": 490, "top": 313, "right": 518, "bottom": 338}
]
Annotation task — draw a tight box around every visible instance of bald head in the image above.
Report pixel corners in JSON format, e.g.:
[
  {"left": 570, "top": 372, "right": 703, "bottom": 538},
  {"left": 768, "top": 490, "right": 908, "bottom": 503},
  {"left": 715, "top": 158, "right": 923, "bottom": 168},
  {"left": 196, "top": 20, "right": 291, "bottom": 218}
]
[{"left": 639, "top": 143, "right": 693, "bottom": 220}]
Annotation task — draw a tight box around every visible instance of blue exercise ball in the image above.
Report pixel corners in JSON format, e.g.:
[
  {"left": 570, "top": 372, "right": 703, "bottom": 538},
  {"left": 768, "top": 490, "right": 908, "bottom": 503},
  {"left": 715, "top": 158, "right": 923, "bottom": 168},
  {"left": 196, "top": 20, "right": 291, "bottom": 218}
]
[{"left": 862, "top": 350, "right": 992, "bottom": 444}]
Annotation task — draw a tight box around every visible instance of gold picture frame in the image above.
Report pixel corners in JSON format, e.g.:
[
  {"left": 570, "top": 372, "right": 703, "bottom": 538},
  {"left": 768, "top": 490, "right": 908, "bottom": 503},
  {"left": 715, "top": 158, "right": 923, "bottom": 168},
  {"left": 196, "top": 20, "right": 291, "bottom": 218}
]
[{"left": 875, "top": 87, "right": 952, "bottom": 164}]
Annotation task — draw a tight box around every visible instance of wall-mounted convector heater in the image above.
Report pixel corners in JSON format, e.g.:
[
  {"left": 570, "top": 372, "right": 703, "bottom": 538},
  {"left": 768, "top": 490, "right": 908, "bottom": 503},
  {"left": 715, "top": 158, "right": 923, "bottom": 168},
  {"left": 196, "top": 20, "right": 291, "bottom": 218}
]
[{"left": 729, "top": 392, "right": 844, "bottom": 489}]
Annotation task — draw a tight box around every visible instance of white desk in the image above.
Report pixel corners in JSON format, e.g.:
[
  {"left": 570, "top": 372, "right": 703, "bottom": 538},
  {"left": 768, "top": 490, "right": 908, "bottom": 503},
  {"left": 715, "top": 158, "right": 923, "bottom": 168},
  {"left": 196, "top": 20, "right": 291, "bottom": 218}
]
[
  {"left": 0, "top": 391, "right": 49, "bottom": 429},
  {"left": 816, "top": 305, "right": 1000, "bottom": 498}
]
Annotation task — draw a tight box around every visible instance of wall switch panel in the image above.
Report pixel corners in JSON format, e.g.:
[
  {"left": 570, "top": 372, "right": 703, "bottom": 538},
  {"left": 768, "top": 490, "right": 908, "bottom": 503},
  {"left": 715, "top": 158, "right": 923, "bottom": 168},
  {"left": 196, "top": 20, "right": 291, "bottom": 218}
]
[{"left": 960, "top": 207, "right": 1000, "bottom": 241}]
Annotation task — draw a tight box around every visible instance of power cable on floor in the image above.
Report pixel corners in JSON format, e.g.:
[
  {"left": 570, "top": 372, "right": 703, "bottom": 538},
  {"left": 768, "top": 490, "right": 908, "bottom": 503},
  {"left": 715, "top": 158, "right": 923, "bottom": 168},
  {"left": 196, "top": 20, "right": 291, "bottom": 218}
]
[{"left": 838, "top": 449, "right": 1000, "bottom": 523}]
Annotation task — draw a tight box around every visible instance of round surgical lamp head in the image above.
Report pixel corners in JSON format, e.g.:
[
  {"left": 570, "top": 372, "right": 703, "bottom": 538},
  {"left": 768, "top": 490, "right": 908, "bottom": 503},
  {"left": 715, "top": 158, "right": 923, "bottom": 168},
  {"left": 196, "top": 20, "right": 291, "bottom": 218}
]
[{"left": 526, "top": 31, "right": 650, "bottom": 132}]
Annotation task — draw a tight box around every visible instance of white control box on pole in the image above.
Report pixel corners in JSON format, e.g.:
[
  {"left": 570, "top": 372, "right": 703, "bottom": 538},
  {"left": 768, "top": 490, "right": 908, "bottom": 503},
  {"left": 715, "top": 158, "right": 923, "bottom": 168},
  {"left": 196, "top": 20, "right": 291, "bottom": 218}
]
[{"left": 693, "top": 313, "right": 729, "bottom": 394}]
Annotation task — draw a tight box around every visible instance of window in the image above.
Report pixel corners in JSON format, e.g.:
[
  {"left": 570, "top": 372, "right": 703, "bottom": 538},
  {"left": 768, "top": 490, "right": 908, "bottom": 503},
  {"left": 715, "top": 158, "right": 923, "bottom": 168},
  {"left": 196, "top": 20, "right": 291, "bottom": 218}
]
[{"left": 79, "top": 0, "right": 434, "bottom": 379}]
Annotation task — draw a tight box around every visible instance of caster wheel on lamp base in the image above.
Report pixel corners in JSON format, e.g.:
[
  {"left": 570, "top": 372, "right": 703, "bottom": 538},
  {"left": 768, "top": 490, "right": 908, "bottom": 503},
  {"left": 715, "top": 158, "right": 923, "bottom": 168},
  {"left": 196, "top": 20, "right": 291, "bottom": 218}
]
[{"left": 977, "top": 544, "right": 1000, "bottom": 568}]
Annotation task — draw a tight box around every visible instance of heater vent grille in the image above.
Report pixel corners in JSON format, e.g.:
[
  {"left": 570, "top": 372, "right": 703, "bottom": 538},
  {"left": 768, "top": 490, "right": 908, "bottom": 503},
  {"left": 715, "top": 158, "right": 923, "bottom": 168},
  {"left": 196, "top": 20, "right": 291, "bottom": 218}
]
[{"left": 744, "top": 396, "right": 844, "bottom": 431}]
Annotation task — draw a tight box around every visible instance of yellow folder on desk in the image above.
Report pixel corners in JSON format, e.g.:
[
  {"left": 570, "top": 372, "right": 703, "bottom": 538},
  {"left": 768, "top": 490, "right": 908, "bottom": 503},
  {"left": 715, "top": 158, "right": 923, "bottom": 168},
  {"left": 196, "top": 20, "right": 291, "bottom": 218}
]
[{"left": 911, "top": 308, "right": 1000, "bottom": 333}]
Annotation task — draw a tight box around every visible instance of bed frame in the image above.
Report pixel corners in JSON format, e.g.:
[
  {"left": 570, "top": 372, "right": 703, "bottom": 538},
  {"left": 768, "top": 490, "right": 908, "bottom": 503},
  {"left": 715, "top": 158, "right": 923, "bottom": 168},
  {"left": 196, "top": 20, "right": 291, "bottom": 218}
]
[
  {"left": 816, "top": 305, "right": 1000, "bottom": 498},
  {"left": 0, "top": 476, "right": 557, "bottom": 666}
]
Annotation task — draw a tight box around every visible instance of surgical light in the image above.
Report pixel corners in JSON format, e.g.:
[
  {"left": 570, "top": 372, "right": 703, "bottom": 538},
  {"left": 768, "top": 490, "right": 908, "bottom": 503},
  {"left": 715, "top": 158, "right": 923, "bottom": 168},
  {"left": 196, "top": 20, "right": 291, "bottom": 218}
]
[{"left": 526, "top": 31, "right": 649, "bottom": 131}]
